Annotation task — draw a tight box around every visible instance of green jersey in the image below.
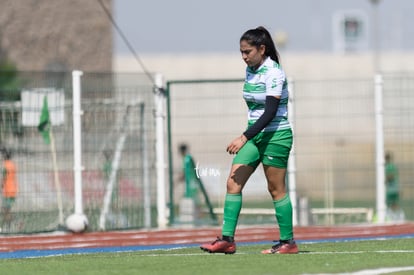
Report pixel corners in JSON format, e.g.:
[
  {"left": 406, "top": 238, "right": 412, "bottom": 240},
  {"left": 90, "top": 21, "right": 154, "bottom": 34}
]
[
  {"left": 243, "top": 56, "right": 290, "bottom": 132},
  {"left": 385, "top": 162, "right": 399, "bottom": 194}
]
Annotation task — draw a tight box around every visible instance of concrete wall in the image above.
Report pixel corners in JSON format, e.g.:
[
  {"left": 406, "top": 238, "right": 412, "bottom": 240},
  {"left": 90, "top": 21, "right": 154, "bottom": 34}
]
[{"left": 113, "top": 51, "right": 414, "bottom": 81}]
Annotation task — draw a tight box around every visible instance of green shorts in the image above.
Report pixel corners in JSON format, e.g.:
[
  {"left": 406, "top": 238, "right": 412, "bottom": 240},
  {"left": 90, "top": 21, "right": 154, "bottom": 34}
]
[
  {"left": 2, "top": 197, "right": 16, "bottom": 209},
  {"left": 233, "top": 129, "right": 293, "bottom": 169}
]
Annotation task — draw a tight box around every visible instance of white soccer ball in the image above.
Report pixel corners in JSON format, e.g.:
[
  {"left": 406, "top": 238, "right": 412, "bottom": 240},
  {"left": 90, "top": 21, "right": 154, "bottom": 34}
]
[{"left": 65, "top": 213, "right": 88, "bottom": 233}]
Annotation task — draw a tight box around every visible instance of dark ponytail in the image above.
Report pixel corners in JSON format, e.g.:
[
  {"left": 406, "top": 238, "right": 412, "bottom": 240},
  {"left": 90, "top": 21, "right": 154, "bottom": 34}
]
[{"left": 240, "top": 26, "right": 280, "bottom": 64}]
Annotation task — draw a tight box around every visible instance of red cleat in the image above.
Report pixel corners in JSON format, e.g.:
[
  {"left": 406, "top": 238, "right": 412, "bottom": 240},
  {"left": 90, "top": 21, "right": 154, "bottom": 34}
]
[
  {"left": 261, "top": 239, "right": 299, "bottom": 254},
  {"left": 200, "top": 237, "right": 236, "bottom": 254}
]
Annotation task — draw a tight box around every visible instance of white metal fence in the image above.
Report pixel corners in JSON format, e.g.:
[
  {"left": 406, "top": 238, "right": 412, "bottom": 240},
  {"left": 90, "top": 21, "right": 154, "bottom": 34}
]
[{"left": 1, "top": 72, "right": 413, "bottom": 233}]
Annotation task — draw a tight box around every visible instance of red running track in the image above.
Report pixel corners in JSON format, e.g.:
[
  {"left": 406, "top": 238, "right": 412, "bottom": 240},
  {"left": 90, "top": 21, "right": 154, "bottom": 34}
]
[{"left": 0, "top": 223, "right": 413, "bottom": 252}]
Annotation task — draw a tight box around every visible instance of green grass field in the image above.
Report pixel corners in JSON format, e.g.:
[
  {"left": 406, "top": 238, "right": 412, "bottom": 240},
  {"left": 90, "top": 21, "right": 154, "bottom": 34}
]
[{"left": 1, "top": 238, "right": 414, "bottom": 275}]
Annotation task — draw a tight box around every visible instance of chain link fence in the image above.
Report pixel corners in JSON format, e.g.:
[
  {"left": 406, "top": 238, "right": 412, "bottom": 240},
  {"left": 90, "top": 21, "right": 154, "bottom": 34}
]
[{"left": 1, "top": 72, "right": 413, "bottom": 233}]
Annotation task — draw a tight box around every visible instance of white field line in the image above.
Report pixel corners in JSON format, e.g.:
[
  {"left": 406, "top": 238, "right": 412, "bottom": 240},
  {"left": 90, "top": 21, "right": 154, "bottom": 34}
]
[
  {"left": 302, "top": 266, "right": 414, "bottom": 275},
  {"left": 307, "top": 250, "right": 414, "bottom": 254}
]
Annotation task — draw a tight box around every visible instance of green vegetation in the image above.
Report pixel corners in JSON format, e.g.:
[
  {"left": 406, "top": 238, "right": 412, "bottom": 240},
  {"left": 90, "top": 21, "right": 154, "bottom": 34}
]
[{"left": 0, "top": 58, "right": 20, "bottom": 101}]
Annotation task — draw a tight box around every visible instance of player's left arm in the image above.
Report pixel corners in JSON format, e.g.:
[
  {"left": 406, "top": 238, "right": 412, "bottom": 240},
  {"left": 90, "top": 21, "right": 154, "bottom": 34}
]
[{"left": 242, "top": 96, "right": 280, "bottom": 140}]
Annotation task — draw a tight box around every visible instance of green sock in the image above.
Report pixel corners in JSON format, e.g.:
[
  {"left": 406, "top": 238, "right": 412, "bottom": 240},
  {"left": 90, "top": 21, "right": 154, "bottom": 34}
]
[
  {"left": 222, "top": 193, "right": 242, "bottom": 237},
  {"left": 273, "top": 194, "right": 294, "bottom": 240}
]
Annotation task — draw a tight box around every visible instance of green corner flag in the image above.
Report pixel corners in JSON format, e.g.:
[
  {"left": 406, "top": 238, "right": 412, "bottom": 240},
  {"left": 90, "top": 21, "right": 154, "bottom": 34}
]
[{"left": 38, "top": 96, "right": 51, "bottom": 144}]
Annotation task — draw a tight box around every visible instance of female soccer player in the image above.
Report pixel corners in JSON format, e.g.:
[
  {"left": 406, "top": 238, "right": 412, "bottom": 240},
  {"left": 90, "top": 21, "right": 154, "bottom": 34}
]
[{"left": 200, "top": 26, "right": 298, "bottom": 254}]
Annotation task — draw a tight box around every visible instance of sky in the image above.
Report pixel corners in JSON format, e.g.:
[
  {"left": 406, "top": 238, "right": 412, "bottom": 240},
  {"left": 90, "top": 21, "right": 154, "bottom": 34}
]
[{"left": 113, "top": 0, "right": 414, "bottom": 55}]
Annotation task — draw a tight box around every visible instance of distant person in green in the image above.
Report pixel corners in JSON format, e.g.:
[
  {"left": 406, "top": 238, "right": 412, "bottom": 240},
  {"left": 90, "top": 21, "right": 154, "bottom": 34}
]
[
  {"left": 178, "top": 143, "right": 198, "bottom": 199},
  {"left": 385, "top": 152, "right": 399, "bottom": 208},
  {"left": 385, "top": 152, "right": 405, "bottom": 222},
  {"left": 177, "top": 143, "right": 203, "bottom": 223}
]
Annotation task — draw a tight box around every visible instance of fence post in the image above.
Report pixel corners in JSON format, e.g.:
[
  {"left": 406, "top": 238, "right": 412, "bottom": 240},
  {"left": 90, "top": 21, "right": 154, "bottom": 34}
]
[
  {"left": 72, "top": 70, "right": 85, "bottom": 216},
  {"left": 166, "top": 81, "right": 175, "bottom": 225},
  {"left": 287, "top": 77, "right": 298, "bottom": 226},
  {"left": 140, "top": 103, "right": 152, "bottom": 228},
  {"left": 374, "top": 74, "right": 386, "bottom": 223},
  {"left": 154, "top": 73, "right": 168, "bottom": 229}
]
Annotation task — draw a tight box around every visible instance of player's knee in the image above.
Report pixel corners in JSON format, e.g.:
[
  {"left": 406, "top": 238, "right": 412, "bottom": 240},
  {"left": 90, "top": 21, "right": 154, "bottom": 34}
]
[
  {"left": 267, "top": 184, "right": 286, "bottom": 199},
  {"left": 226, "top": 178, "right": 243, "bottom": 193}
]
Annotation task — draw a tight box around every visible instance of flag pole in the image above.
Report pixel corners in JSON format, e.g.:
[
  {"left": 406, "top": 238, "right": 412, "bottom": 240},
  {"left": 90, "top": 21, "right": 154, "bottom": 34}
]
[
  {"left": 49, "top": 128, "right": 64, "bottom": 226},
  {"left": 38, "top": 95, "right": 64, "bottom": 226}
]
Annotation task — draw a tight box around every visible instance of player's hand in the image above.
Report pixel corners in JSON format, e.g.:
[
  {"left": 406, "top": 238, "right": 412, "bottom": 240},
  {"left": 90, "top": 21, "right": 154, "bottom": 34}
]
[{"left": 226, "top": 135, "right": 247, "bottom": 154}]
